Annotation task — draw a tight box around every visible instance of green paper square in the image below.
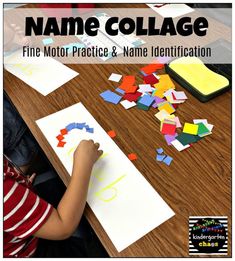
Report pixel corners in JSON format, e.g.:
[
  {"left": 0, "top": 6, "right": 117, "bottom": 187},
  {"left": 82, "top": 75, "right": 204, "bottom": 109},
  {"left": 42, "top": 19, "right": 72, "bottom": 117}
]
[
  {"left": 196, "top": 122, "right": 210, "bottom": 135},
  {"left": 176, "top": 133, "right": 198, "bottom": 146}
]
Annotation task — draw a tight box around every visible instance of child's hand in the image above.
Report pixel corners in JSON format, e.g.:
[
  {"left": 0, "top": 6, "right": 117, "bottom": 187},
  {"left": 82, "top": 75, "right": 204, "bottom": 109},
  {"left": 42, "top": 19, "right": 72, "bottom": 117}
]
[
  {"left": 27, "top": 173, "right": 36, "bottom": 184},
  {"left": 73, "top": 140, "right": 103, "bottom": 172}
]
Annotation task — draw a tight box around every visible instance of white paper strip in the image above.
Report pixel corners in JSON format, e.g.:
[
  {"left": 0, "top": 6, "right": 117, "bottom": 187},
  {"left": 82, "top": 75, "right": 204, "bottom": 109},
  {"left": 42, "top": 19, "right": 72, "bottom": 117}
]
[{"left": 36, "top": 103, "right": 175, "bottom": 252}]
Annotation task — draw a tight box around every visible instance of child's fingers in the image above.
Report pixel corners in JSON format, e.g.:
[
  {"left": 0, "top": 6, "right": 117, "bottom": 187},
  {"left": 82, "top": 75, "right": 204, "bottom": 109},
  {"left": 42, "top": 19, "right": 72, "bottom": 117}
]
[
  {"left": 98, "top": 150, "right": 103, "bottom": 157},
  {"left": 28, "top": 173, "right": 36, "bottom": 183},
  {"left": 94, "top": 142, "right": 100, "bottom": 149}
]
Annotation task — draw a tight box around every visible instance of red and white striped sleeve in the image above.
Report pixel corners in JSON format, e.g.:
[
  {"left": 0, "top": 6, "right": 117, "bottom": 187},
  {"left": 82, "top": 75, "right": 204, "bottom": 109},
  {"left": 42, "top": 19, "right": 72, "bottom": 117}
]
[{"left": 4, "top": 176, "right": 53, "bottom": 239}]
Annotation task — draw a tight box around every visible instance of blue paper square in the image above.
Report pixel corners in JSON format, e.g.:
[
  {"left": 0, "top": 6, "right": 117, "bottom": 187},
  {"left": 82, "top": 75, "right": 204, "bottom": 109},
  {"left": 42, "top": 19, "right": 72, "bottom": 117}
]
[
  {"left": 138, "top": 94, "right": 155, "bottom": 107},
  {"left": 66, "top": 123, "right": 76, "bottom": 131},
  {"left": 100, "top": 90, "right": 122, "bottom": 104},
  {"left": 156, "top": 148, "right": 164, "bottom": 154},
  {"left": 86, "top": 128, "right": 94, "bottom": 133},
  {"left": 163, "top": 156, "right": 173, "bottom": 166},
  {"left": 100, "top": 90, "right": 112, "bottom": 99},
  {"left": 76, "top": 123, "right": 86, "bottom": 129},
  {"left": 156, "top": 154, "right": 166, "bottom": 162},
  {"left": 115, "top": 88, "right": 125, "bottom": 95}
]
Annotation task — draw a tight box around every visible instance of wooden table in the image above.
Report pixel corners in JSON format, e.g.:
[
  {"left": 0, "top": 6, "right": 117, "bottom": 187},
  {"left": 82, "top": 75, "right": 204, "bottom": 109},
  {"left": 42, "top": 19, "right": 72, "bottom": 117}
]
[{"left": 4, "top": 3, "right": 231, "bottom": 258}]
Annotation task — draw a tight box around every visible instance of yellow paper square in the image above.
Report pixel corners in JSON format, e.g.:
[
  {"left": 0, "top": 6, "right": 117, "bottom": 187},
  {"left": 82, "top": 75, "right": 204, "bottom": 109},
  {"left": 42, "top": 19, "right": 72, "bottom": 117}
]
[
  {"left": 152, "top": 89, "right": 165, "bottom": 98},
  {"left": 153, "top": 74, "right": 175, "bottom": 91},
  {"left": 183, "top": 123, "right": 199, "bottom": 135},
  {"left": 154, "top": 109, "right": 170, "bottom": 121},
  {"left": 158, "top": 102, "right": 175, "bottom": 114}
]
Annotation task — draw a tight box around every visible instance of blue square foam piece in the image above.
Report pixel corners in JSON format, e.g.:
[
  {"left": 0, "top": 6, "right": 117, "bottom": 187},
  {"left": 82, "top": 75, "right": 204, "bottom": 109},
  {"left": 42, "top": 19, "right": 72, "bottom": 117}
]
[
  {"left": 138, "top": 94, "right": 155, "bottom": 107},
  {"left": 163, "top": 156, "right": 173, "bottom": 166},
  {"left": 156, "top": 148, "right": 164, "bottom": 154}
]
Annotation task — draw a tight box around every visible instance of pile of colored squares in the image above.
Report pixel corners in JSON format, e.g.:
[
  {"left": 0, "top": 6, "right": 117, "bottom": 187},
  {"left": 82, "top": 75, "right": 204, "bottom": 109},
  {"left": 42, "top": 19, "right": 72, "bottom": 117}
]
[
  {"left": 100, "top": 61, "right": 187, "bottom": 114},
  {"left": 156, "top": 148, "right": 173, "bottom": 166},
  {"left": 99, "top": 61, "right": 167, "bottom": 110},
  {"left": 99, "top": 61, "right": 214, "bottom": 161},
  {"left": 56, "top": 122, "right": 94, "bottom": 147},
  {"left": 170, "top": 120, "right": 213, "bottom": 152}
]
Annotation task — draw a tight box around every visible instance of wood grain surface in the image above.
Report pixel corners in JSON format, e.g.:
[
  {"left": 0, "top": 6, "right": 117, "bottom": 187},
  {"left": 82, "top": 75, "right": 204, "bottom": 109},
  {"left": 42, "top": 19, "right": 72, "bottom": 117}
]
[{"left": 3, "top": 3, "right": 231, "bottom": 258}]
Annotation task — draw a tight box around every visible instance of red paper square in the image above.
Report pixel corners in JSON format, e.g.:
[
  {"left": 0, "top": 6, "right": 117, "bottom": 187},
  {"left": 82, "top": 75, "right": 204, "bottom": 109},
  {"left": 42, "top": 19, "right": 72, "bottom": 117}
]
[
  {"left": 143, "top": 74, "right": 159, "bottom": 85},
  {"left": 123, "top": 92, "right": 142, "bottom": 102},
  {"left": 161, "top": 123, "right": 176, "bottom": 135}
]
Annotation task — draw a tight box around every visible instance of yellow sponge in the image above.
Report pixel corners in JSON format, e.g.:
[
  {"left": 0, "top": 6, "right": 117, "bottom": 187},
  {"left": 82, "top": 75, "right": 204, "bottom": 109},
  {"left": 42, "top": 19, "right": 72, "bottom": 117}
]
[{"left": 167, "top": 57, "right": 229, "bottom": 101}]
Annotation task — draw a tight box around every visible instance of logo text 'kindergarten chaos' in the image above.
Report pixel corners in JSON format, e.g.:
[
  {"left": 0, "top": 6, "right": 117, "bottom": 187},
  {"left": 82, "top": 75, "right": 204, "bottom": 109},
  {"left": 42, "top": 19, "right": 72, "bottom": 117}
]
[{"left": 189, "top": 216, "right": 228, "bottom": 255}]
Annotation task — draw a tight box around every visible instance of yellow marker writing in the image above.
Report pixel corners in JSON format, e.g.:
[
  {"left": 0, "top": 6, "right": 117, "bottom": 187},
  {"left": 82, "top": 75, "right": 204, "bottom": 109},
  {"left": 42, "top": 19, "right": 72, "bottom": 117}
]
[{"left": 95, "top": 174, "right": 126, "bottom": 202}]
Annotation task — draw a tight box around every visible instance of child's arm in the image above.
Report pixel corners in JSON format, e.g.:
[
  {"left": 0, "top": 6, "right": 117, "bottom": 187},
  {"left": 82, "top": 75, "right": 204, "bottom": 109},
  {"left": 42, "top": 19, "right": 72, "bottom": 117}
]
[{"left": 33, "top": 140, "right": 103, "bottom": 240}]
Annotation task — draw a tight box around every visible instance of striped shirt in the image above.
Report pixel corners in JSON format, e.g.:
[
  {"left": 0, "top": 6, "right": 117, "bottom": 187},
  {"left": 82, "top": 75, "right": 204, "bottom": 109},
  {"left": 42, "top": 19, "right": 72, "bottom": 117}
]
[{"left": 3, "top": 158, "right": 53, "bottom": 257}]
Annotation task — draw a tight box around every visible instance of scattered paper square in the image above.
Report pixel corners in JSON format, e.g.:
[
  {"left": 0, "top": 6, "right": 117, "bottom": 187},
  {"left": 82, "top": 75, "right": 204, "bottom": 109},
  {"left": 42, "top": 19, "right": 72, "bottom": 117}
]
[
  {"left": 60, "top": 128, "right": 68, "bottom": 135},
  {"left": 183, "top": 123, "right": 199, "bottom": 135},
  {"left": 156, "top": 154, "right": 166, "bottom": 162},
  {"left": 161, "top": 120, "right": 176, "bottom": 135},
  {"left": 115, "top": 88, "right": 125, "bottom": 95},
  {"left": 155, "top": 110, "right": 170, "bottom": 121},
  {"left": 163, "top": 156, "right": 173, "bottom": 166},
  {"left": 109, "top": 73, "right": 122, "bottom": 82},
  {"left": 196, "top": 123, "right": 210, "bottom": 136},
  {"left": 176, "top": 133, "right": 199, "bottom": 146},
  {"left": 128, "top": 153, "right": 138, "bottom": 161},
  {"left": 123, "top": 92, "right": 142, "bottom": 102},
  {"left": 138, "top": 84, "right": 153, "bottom": 93},
  {"left": 100, "top": 90, "right": 122, "bottom": 104},
  {"left": 143, "top": 74, "right": 159, "bottom": 85},
  {"left": 156, "top": 148, "right": 164, "bottom": 154},
  {"left": 173, "top": 117, "right": 182, "bottom": 128},
  {"left": 193, "top": 119, "right": 208, "bottom": 125},
  {"left": 173, "top": 91, "right": 188, "bottom": 100},
  {"left": 164, "top": 133, "right": 178, "bottom": 145},
  {"left": 206, "top": 124, "right": 214, "bottom": 132},
  {"left": 138, "top": 94, "right": 155, "bottom": 107},
  {"left": 158, "top": 101, "right": 175, "bottom": 114},
  {"left": 107, "top": 130, "right": 116, "bottom": 138},
  {"left": 120, "top": 100, "right": 136, "bottom": 109},
  {"left": 171, "top": 139, "right": 190, "bottom": 151}
]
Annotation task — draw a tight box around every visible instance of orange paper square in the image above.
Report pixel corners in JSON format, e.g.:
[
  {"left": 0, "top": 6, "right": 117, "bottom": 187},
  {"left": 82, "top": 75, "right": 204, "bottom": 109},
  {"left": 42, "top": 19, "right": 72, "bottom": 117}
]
[
  {"left": 128, "top": 153, "right": 137, "bottom": 161},
  {"left": 107, "top": 130, "right": 116, "bottom": 138},
  {"left": 60, "top": 128, "right": 68, "bottom": 135}
]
